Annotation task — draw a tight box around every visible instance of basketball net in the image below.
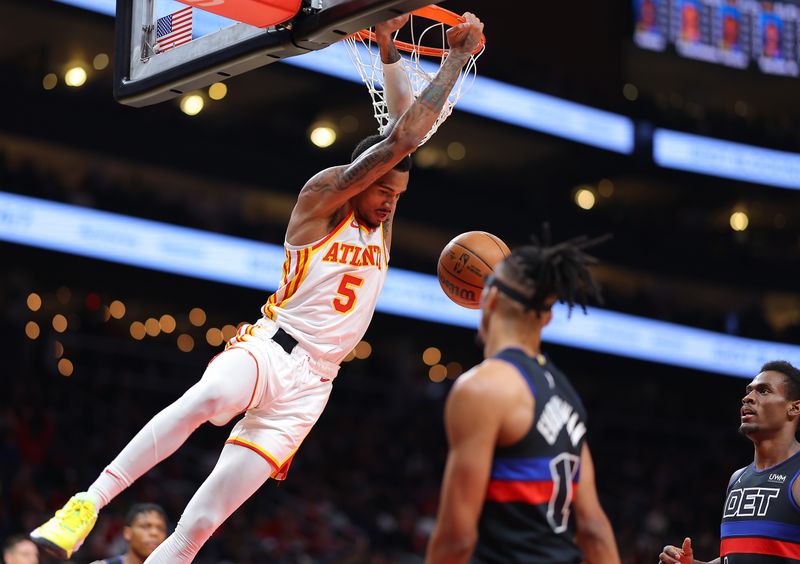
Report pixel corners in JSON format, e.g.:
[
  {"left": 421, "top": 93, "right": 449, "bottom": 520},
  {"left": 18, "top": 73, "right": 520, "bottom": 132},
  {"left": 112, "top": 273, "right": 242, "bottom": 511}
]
[{"left": 343, "top": 10, "right": 484, "bottom": 147}]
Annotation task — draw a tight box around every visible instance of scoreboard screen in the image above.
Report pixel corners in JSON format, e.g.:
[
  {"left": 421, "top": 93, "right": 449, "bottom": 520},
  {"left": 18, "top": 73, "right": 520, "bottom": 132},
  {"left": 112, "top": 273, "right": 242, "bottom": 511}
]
[{"left": 634, "top": 0, "right": 800, "bottom": 77}]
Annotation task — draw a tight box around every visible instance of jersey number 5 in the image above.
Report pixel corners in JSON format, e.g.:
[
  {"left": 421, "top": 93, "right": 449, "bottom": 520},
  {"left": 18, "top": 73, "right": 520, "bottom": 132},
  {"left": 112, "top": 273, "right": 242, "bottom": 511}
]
[{"left": 333, "top": 274, "right": 364, "bottom": 314}]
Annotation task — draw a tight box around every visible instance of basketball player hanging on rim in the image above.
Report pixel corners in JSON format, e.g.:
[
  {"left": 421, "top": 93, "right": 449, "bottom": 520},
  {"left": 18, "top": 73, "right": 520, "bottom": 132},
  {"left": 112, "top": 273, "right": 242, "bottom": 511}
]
[
  {"left": 659, "top": 361, "right": 800, "bottom": 564},
  {"left": 31, "top": 12, "right": 485, "bottom": 563},
  {"left": 426, "top": 235, "right": 621, "bottom": 564}
]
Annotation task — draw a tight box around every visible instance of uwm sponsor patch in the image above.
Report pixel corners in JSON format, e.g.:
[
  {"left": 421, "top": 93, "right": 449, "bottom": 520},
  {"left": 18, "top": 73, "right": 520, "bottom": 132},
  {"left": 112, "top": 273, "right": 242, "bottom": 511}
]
[{"left": 723, "top": 487, "right": 780, "bottom": 518}]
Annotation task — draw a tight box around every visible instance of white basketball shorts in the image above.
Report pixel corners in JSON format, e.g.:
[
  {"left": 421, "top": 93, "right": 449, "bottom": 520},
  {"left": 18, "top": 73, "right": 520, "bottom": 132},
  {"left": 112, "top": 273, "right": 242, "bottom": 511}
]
[{"left": 217, "top": 318, "right": 339, "bottom": 480}]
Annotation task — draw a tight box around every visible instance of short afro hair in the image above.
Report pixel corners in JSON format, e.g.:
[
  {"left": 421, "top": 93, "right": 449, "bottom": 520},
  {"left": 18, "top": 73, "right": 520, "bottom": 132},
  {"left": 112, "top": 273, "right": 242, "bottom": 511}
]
[
  {"left": 351, "top": 133, "right": 412, "bottom": 172},
  {"left": 761, "top": 360, "right": 800, "bottom": 401},
  {"left": 125, "top": 503, "right": 168, "bottom": 526}
]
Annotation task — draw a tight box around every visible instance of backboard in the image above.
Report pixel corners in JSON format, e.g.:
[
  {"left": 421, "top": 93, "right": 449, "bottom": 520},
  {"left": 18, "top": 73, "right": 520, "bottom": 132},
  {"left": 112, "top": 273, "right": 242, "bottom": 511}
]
[{"left": 114, "top": 0, "right": 443, "bottom": 107}]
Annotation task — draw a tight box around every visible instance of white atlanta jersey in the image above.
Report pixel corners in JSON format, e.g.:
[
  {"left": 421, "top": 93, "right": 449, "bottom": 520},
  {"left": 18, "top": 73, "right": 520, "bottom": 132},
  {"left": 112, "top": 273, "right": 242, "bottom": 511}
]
[{"left": 261, "top": 210, "right": 389, "bottom": 364}]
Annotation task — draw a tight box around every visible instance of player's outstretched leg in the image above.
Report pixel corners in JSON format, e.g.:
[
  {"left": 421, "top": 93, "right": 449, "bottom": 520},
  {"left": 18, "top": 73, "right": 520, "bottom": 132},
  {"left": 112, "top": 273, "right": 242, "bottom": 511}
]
[
  {"left": 30, "top": 348, "right": 258, "bottom": 559},
  {"left": 144, "top": 443, "right": 273, "bottom": 563}
]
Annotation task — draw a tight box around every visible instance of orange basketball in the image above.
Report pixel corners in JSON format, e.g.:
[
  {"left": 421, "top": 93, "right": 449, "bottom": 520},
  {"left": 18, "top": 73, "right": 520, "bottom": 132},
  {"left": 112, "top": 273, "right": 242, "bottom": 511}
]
[{"left": 437, "top": 231, "right": 511, "bottom": 309}]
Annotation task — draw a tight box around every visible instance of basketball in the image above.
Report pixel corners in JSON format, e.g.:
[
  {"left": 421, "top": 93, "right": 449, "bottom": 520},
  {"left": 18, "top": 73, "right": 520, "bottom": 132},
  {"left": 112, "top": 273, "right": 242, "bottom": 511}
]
[{"left": 437, "top": 231, "right": 511, "bottom": 309}]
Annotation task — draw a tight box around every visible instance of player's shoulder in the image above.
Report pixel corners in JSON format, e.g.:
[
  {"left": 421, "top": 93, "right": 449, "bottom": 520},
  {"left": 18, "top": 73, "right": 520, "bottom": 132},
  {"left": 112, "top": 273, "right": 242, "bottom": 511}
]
[
  {"left": 451, "top": 358, "right": 528, "bottom": 404},
  {"left": 728, "top": 465, "right": 750, "bottom": 488}
]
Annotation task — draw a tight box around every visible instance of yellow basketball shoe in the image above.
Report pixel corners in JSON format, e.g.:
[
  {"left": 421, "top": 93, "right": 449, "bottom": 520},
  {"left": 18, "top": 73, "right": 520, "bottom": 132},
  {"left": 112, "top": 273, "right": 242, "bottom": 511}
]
[{"left": 30, "top": 492, "right": 98, "bottom": 559}]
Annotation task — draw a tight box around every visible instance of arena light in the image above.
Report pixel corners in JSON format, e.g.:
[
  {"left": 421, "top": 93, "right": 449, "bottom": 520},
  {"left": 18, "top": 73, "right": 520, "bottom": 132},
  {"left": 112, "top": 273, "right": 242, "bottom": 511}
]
[
  {"left": 58, "top": 358, "right": 74, "bottom": 377},
  {"left": 64, "top": 66, "right": 87, "bottom": 87},
  {"left": 177, "top": 334, "right": 195, "bottom": 352},
  {"left": 206, "top": 328, "right": 223, "bottom": 346},
  {"left": 3, "top": 190, "right": 799, "bottom": 378},
  {"left": 189, "top": 307, "right": 206, "bottom": 326},
  {"left": 130, "top": 321, "right": 146, "bottom": 340},
  {"left": 208, "top": 82, "right": 227, "bottom": 100},
  {"left": 354, "top": 340, "right": 372, "bottom": 359},
  {"left": 622, "top": 83, "right": 639, "bottom": 101},
  {"left": 429, "top": 364, "right": 447, "bottom": 382},
  {"left": 446, "top": 361, "right": 463, "bottom": 379},
  {"left": 221, "top": 324, "right": 237, "bottom": 341},
  {"left": 730, "top": 211, "right": 749, "bottom": 231},
  {"left": 160, "top": 314, "right": 176, "bottom": 333},
  {"left": 144, "top": 317, "right": 161, "bottom": 337},
  {"left": 25, "top": 321, "right": 40, "bottom": 340},
  {"left": 109, "top": 300, "right": 126, "bottom": 319},
  {"left": 180, "top": 94, "right": 204, "bottom": 116},
  {"left": 42, "top": 73, "right": 58, "bottom": 90},
  {"left": 27, "top": 293, "right": 42, "bottom": 311},
  {"left": 598, "top": 178, "right": 614, "bottom": 197},
  {"left": 574, "top": 187, "right": 596, "bottom": 210},
  {"left": 52, "top": 314, "right": 68, "bottom": 333},
  {"left": 93, "top": 53, "right": 110, "bottom": 70},
  {"left": 309, "top": 125, "right": 336, "bottom": 148},
  {"left": 422, "top": 347, "right": 442, "bottom": 366},
  {"left": 447, "top": 142, "right": 466, "bottom": 161}
]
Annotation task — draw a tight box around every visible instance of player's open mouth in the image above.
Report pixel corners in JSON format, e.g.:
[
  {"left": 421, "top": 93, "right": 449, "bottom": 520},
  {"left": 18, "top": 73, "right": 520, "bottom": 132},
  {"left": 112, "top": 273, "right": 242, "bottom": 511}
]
[{"left": 741, "top": 408, "right": 756, "bottom": 419}]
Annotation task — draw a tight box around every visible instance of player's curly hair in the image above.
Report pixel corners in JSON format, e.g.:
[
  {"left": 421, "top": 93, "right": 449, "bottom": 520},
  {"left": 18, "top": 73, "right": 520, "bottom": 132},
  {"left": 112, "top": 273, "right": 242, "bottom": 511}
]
[{"left": 501, "top": 226, "right": 609, "bottom": 315}]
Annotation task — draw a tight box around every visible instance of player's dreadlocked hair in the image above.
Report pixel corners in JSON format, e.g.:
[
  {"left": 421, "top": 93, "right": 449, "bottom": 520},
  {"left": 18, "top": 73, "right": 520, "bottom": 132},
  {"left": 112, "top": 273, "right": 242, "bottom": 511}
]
[{"left": 499, "top": 227, "right": 609, "bottom": 315}]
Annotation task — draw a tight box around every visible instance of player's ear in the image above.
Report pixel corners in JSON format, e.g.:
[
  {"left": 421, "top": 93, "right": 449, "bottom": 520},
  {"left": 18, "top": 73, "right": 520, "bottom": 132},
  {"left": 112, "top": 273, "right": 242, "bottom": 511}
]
[
  {"left": 789, "top": 400, "right": 800, "bottom": 417},
  {"left": 483, "top": 286, "right": 500, "bottom": 312},
  {"left": 123, "top": 526, "right": 132, "bottom": 542}
]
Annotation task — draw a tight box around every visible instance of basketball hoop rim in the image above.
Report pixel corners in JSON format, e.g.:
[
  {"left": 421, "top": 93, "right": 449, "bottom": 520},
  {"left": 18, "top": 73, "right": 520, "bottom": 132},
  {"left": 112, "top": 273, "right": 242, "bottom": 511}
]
[{"left": 348, "top": 5, "right": 486, "bottom": 57}]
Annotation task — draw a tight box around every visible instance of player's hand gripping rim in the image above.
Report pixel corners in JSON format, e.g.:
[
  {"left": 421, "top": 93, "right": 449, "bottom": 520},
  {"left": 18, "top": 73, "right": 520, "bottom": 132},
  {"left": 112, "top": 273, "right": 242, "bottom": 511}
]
[{"left": 446, "top": 12, "right": 483, "bottom": 56}]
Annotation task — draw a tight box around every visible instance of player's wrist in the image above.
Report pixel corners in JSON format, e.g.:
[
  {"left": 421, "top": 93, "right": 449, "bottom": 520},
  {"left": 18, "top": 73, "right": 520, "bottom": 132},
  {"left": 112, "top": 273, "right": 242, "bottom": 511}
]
[
  {"left": 375, "top": 29, "right": 392, "bottom": 42},
  {"left": 445, "top": 50, "right": 471, "bottom": 65}
]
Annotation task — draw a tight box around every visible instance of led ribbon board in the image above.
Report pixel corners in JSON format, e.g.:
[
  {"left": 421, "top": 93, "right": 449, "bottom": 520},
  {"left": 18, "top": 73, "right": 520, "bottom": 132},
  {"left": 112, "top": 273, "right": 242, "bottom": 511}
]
[
  {"left": 654, "top": 129, "right": 800, "bottom": 190},
  {"left": 2, "top": 191, "right": 798, "bottom": 378}
]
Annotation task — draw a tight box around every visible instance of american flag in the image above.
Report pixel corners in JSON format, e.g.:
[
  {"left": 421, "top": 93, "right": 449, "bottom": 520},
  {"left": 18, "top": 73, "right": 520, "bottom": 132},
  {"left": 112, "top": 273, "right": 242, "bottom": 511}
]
[{"left": 155, "top": 6, "right": 193, "bottom": 53}]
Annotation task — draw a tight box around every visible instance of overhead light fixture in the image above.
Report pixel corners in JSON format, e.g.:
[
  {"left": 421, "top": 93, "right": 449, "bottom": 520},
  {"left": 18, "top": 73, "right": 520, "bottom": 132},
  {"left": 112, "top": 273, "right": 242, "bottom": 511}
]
[
  {"left": 42, "top": 73, "right": 58, "bottom": 90},
  {"left": 64, "top": 66, "right": 87, "bottom": 87},
  {"left": 93, "top": 53, "right": 109, "bottom": 70},
  {"left": 574, "top": 187, "right": 596, "bottom": 210},
  {"left": 310, "top": 124, "right": 337, "bottom": 148},
  {"left": 208, "top": 82, "right": 227, "bottom": 100},
  {"left": 730, "top": 211, "right": 749, "bottom": 232},
  {"left": 623, "top": 83, "right": 639, "bottom": 101},
  {"left": 447, "top": 141, "right": 466, "bottom": 161},
  {"left": 180, "top": 94, "right": 204, "bottom": 116}
]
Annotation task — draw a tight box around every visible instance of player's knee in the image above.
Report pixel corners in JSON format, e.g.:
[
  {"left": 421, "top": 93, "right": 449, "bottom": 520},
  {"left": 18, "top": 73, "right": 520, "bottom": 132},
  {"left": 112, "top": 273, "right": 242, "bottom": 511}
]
[
  {"left": 196, "top": 381, "right": 237, "bottom": 421},
  {"left": 180, "top": 513, "right": 219, "bottom": 544},
  {"left": 176, "top": 379, "right": 236, "bottom": 425},
  {"left": 208, "top": 409, "right": 237, "bottom": 427}
]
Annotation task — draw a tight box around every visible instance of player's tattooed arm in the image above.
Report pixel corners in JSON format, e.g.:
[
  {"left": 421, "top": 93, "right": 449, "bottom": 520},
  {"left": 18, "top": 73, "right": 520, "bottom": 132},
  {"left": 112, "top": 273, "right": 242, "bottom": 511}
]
[{"left": 291, "top": 13, "right": 483, "bottom": 225}]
